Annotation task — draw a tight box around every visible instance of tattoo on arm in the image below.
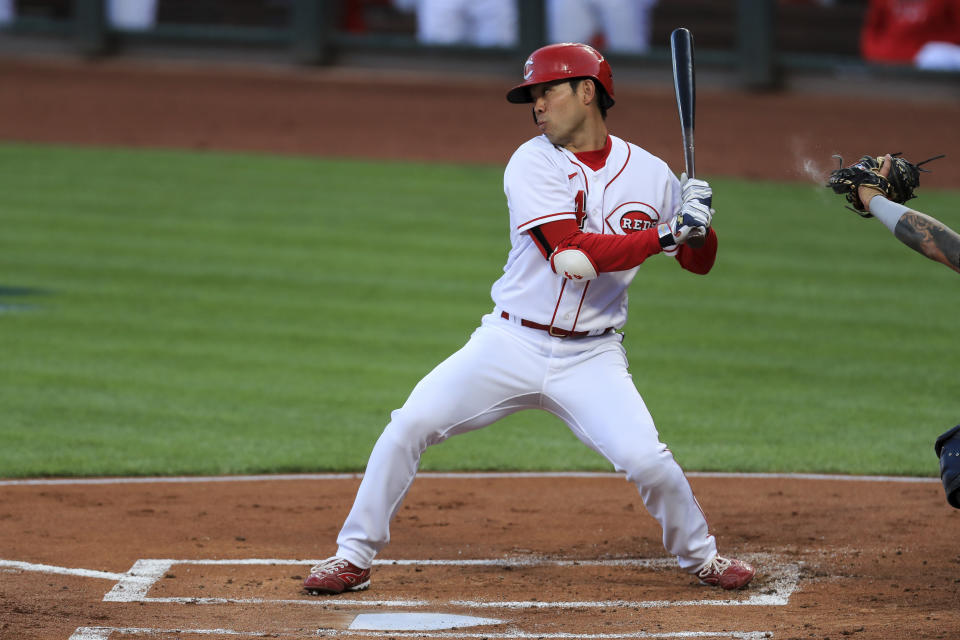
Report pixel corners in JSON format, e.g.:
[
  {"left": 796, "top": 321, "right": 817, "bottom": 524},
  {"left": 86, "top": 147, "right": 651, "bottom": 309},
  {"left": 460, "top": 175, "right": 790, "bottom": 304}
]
[{"left": 893, "top": 211, "right": 960, "bottom": 274}]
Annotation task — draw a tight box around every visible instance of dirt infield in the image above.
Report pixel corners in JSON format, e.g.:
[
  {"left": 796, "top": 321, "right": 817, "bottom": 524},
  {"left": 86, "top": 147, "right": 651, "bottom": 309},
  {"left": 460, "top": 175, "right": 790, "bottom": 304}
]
[
  {"left": 0, "top": 474, "right": 956, "bottom": 639},
  {"left": 1, "top": 55, "right": 960, "bottom": 639}
]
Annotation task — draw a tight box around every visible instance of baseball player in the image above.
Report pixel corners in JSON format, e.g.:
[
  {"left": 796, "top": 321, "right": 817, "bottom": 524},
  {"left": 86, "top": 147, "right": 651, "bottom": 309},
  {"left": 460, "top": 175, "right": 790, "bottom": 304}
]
[
  {"left": 303, "top": 42, "right": 755, "bottom": 595},
  {"left": 828, "top": 152, "right": 960, "bottom": 509},
  {"left": 546, "top": 0, "right": 659, "bottom": 54},
  {"left": 829, "top": 153, "right": 959, "bottom": 274},
  {"left": 857, "top": 154, "right": 959, "bottom": 274},
  {"left": 392, "top": 0, "right": 518, "bottom": 48}
]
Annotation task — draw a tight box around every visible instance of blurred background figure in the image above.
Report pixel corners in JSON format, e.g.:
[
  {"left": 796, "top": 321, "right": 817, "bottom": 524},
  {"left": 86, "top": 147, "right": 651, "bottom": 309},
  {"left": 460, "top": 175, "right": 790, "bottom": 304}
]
[
  {"left": 0, "top": 0, "right": 157, "bottom": 30},
  {"left": 0, "top": 0, "right": 14, "bottom": 25},
  {"left": 392, "top": 0, "right": 517, "bottom": 47},
  {"left": 546, "top": 0, "right": 659, "bottom": 54},
  {"left": 107, "top": 0, "right": 157, "bottom": 31},
  {"left": 861, "top": 0, "right": 960, "bottom": 70}
]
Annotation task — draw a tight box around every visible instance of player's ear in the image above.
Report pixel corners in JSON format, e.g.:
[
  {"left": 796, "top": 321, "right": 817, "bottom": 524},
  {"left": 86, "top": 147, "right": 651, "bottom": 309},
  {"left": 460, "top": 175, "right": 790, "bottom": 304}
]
[{"left": 581, "top": 79, "right": 597, "bottom": 106}]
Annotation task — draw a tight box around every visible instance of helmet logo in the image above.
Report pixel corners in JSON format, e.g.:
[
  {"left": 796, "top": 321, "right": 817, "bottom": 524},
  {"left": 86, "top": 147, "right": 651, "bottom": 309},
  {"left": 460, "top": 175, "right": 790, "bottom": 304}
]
[{"left": 523, "top": 58, "right": 534, "bottom": 80}]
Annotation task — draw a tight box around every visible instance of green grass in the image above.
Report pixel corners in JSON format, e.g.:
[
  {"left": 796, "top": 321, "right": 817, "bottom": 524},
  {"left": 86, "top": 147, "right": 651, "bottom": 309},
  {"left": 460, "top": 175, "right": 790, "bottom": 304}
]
[{"left": 1, "top": 142, "right": 958, "bottom": 477}]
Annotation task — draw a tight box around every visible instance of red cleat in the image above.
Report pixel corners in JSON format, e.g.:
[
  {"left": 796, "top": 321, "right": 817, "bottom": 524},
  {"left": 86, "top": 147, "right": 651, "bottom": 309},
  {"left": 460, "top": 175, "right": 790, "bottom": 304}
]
[
  {"left": 696, "top": 555, "right": 756, "bottom": 590},
  {"left": 303, "top": 557, "right": 371, "bottom": 595}
]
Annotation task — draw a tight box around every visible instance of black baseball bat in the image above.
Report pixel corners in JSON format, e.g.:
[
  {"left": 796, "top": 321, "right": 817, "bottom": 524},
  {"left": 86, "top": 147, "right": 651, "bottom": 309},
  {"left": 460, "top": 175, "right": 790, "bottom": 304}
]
[
  {"left": 670, "top": 27, "right": 704, "bottom": 246},
  {"left": 671, "top": 27, "right": 696, "bottom": 179}
]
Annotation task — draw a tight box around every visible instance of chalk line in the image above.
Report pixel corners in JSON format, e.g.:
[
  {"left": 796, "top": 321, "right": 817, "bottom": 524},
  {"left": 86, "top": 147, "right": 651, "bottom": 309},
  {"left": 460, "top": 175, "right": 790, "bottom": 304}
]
[
  {"left": 0, "top": 471, "right": 938, "bottom": 487},
  {"left": 0, "top": 558, "right": 125, "bottom": 581},
  {"left": 69, "top": 628, "right": 269, "bottom": 640},
  {"left": 323, "top": 632, "right": 771, "bottom": 640},
  {"left": 70, "top": 628, "right": 771, "bottom": 640}
]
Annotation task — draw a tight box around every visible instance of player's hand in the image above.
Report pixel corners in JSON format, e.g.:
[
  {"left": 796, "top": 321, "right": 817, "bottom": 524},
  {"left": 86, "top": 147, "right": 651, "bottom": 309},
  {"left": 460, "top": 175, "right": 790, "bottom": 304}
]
[
  {"left": 676, "top": 199, "right": 713, "bottom": 241},
  {"left": 678, "top": 173, "right": 712, "bottom": 248},
  {"left": 658, "top": 200, "right": 713, "bottom": 250},
  {"left": 680, "top": 172, "right": 712, "bottom": 209},
  {"left": 857, "top": 154, "right": 892, "bottom": 209}
]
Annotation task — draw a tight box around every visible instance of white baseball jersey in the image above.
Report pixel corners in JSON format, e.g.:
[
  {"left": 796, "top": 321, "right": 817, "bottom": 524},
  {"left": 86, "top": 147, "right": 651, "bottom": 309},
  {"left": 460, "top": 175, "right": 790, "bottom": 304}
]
[
  {"left": 333, "top": 132, "right": 719, "bottom": 579},
  {"left": 410, "top": 0, "right": 518, "bottom": 47},
  {"left": 492, "top": 134, "right": 682, "bottom": 333},
  {"left": 546, "top": 0, "right": 659, "bottom": 54}
]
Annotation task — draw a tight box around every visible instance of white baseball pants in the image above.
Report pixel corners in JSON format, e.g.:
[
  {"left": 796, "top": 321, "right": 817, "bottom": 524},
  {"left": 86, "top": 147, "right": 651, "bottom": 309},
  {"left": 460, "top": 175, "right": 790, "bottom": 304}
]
[{"left": 336, "top": 312, "right": 717, "bottom": 572}]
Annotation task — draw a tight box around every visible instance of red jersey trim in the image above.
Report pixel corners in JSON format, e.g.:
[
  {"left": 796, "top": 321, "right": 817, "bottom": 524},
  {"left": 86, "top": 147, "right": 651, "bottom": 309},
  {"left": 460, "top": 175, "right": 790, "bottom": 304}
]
[
  {"left": 565, "top": 158, "right": 589, "bottom": 194},
  {"left": 517, "top": 211, "right": 577, "bottom": 231},
  {"left": 569, "top": 281, "right": 590, "bottom": 332},
  {"left": 548, "top": 279, "right": 567, "bottom": 331},
  {"left": 605, "top": 140, "right": 631, "bottom": 190}
]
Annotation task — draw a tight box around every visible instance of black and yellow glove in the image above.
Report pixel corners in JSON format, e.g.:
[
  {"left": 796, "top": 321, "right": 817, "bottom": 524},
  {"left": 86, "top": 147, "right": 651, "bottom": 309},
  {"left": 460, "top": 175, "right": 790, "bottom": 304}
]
[{"left": 826, "top": 153, "right": 945, "bottom": 217}]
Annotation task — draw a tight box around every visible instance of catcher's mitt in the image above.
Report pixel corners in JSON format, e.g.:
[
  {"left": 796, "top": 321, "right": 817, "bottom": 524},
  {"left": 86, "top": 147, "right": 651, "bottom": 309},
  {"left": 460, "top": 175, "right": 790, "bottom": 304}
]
[{"left": 826, "top": 152, "right": 945, "bottom": 217}]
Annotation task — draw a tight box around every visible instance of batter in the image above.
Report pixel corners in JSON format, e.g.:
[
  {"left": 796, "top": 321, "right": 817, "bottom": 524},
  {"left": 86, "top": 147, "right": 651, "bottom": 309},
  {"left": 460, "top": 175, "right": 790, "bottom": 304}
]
[{"left": 304, "top": 42, "right": 755, "bottom": 595}]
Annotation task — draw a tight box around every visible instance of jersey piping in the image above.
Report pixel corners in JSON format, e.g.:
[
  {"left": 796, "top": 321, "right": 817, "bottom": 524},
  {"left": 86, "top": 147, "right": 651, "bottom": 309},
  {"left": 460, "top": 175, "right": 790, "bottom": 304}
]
[
  {"left": 605, "top": 140, "right": 631, "bottom": 190},
  {"left": 517, "top": 211, "right": 577, "bottom": 231}
]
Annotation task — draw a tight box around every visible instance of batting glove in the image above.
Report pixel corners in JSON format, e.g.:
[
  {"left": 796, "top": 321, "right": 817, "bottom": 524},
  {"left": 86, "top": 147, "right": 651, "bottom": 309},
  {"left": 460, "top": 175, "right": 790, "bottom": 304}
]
[
  {"left": 680, "top": 172, "right": 713, "bottom": 208},
  {"left": 658, "top": 200, "right": 713, "bottom": 251}
]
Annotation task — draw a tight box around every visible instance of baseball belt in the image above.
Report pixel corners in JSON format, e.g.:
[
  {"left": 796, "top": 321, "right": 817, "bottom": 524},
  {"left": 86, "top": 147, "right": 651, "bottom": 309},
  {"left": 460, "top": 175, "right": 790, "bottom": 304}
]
[{"left": 499, "top": 310, "right": 614, "bottom": 339}]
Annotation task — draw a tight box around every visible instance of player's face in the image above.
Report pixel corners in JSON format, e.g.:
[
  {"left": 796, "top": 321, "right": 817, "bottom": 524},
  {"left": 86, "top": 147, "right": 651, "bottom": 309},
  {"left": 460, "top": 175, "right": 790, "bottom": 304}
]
[{"left": 529, "top": 80, "right": 588, "bottom": 147}]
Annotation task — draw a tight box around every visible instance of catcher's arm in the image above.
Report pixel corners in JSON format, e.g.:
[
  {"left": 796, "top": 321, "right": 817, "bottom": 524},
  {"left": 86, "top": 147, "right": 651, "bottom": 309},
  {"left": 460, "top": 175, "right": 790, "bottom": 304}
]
[
  {"left": 864, "top": 156, "right": 960, "bottom": 274},
  {"left": 891, "top": 208, "right": 960, "bottom": 274}
]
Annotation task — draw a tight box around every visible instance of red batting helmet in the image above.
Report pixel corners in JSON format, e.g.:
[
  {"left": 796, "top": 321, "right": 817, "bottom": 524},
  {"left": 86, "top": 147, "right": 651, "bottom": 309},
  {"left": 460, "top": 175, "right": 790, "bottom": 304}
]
[{"left": 506, "top": 42, "right": 615, "bottom": 109}]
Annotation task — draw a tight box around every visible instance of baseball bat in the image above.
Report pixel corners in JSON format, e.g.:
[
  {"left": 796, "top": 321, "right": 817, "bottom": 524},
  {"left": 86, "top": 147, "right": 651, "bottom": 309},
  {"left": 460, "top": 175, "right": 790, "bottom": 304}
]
[{"left": 670, "top": 27, "right": 705, "bottom": 247}]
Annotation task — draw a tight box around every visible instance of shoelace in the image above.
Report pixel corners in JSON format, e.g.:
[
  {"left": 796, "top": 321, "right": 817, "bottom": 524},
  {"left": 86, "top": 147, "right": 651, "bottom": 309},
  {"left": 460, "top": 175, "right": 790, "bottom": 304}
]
[
  {"left": 310, "top": 557, "right": 348, "bottom": 575},
  {"left": 697, "top": 555, "right": 731, "bottom": 578}
]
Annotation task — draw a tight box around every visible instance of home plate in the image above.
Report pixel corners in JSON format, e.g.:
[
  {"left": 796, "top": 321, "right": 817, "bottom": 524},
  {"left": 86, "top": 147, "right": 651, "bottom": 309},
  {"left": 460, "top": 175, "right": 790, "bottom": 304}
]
[{"left": 349, "top": 612, "right": 504, "bottom": 631}]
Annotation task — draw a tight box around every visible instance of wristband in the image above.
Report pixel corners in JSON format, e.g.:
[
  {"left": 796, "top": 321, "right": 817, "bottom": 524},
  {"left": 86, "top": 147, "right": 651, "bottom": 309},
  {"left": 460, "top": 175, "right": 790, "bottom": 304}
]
[
  {"left": 868, "top": 195, "right": 910, "bottom": 233},
  {"left": 657, "top": 223, "right": 677, "bottom": 250}
]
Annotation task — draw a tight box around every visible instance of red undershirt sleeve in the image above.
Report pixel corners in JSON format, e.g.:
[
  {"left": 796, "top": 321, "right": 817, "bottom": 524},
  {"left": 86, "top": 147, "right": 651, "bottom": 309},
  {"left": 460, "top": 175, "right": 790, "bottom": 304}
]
[
  {"left": 675, "top": 227, "right": 718, "bottom": 274},
  {"left": 529, "top": 219, "right": 717, "bottom": 275}
]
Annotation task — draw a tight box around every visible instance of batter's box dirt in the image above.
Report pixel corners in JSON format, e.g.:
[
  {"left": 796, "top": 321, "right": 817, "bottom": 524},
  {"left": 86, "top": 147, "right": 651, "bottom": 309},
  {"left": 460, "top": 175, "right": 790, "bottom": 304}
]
[
  {"left": 3, "top": 475, "right": 958, "bottom": 637},
  {"left": 148, "top": 563, "right": 303, "bottom": 600},
  {"left": 107, "top": 556, "right": 796, "bottom": 609}
]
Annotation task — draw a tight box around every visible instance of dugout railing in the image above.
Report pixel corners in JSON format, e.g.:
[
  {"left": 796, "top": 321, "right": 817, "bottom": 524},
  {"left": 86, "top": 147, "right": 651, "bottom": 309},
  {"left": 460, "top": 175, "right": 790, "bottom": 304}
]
[{"left": 0, "top": 0, "right": 957, "bottom": 91}]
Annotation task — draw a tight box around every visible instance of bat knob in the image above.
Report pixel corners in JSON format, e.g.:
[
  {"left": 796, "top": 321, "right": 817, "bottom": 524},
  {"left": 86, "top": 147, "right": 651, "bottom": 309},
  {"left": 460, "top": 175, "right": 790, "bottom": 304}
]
[{"left": 686, "top": 229, "right": 706, "bottom": 249}]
